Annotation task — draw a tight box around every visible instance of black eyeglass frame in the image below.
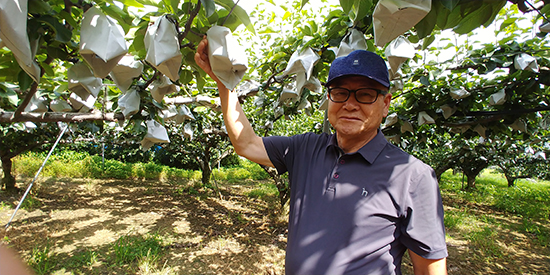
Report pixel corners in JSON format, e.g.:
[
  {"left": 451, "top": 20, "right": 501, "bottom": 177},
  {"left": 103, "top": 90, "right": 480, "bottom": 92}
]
[{"left": 327, "top": 87, "right": 388, "bottom": 104}]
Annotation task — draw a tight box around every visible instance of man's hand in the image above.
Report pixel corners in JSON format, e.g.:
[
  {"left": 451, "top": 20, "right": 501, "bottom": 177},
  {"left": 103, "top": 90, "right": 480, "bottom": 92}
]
[{"left": 194, "top": 36, "right": 223, "bottom": 87}]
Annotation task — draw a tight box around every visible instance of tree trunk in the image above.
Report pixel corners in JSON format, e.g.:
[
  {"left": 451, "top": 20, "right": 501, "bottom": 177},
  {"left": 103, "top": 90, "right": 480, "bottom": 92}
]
[
  {"left": 498, "top": 165, "right": 516, "bottom": 187},
  {"left": 463, "top": 164, "right": 487, "bottom": 189},
  {"left": 1, "top": 157, "right": 16, "bottom": 191},
  {"left": 262, "top": 166, "right": 290, "bottom": 209},
  {"left": 506, "top": 176, "right": 516, "bottom": 187},
  {"left": 465, "top": 174, "right": 476, "bottom": 189},
  {"left": 199, "top": 149, "right": 211, "bottom": 186},
  {"left": 201, "top": 164, "right": 212, "bottom": 186},
  {"left": 435, "top": 162, "right": 453, "bottom": 181}
]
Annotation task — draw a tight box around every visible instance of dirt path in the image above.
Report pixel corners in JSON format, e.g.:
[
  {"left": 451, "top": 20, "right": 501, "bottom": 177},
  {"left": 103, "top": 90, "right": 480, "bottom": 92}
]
[{"left": 1, "top": 177, "right": 548, "bottom": 274}]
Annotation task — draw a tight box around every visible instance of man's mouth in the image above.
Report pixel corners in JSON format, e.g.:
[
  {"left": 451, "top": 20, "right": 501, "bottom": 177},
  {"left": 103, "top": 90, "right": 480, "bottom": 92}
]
[{"left": 340, "top": 116, "right": 361, "bottom": 121}]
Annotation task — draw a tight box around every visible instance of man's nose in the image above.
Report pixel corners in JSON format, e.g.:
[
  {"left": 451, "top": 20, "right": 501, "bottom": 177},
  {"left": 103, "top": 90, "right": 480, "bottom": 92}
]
[{"left": 342, "top": 93, "right": 360, "bottom": 109}]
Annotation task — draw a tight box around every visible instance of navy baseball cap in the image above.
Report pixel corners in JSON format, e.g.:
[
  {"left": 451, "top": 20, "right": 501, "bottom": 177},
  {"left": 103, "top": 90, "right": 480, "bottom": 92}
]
[{"left": 325, "top": 50, "right": 390, "bottom": 88}]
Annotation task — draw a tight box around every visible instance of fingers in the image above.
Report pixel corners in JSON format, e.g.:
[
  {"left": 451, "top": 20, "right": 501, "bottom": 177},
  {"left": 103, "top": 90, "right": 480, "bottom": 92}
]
[
  {"left": 194, "top": 36, "right": 222, "bottom": 84},
  {"left": 194, "top": 37, "right": 210, "bottom": 71}
]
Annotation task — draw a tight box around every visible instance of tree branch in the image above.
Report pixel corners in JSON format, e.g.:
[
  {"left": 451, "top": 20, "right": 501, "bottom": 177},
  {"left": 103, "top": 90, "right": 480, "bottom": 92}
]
[
  {"left": 455, "top": 106, "right": 550, "bottom": 117},
  {"left": 12, "top": 82, "right": 39, "bottom": 119},
  {"left": 179, "top": 1, "right": 202, "bottom": 45},
  {"left": 441, "top": 106, "right": 550, "bottom": 127},
  {"left": 0, "top": 111, "right": 124, "bottom": 123}
]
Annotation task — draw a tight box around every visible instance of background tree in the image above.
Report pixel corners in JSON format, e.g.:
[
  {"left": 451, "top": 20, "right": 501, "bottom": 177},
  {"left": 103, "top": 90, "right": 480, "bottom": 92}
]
[{"left": 1, "top": 0, "right": 549, "bottom": 193}]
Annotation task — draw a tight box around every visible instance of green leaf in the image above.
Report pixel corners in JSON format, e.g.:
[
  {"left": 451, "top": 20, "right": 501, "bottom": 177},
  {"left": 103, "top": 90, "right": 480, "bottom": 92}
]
[
  {"left": 39, "top": 61, "right": 55, "bottom": 77},
  {"left": 435, "top": 2, "right": 452, "bottom": 29},
  {"left": 168, "top": 0, "right": 178, "bottom": 13},
  {"left": 200, "top": 0, "right": 216, "bottom": 17},
  {"left": 120, "top": 0, "right": 145, "bottom": 8},
  {"left": 179, "top": 69, "right": 194, "bottom": 84},
  {"left": 46, "top": 46, "right": 69, "bottom": 60},
  {"left": 18, "top": 70, "right": 34, "bottom": 91},
  {"left": 194, "top": 71, "right": 206, "bottom": 93},
  {"left": 28, "top": 0, "right": 51, "bottom": 14},
  {"left": 419, "top": 76, "right": 430, "bottom": 87},
  {"left": 0, "top": 85, "right": 20, "bottom": 106},
  {"left": 440, "top": 0, "right": 460, "bottom": 11},
  {"left": 219, "top": 13, "right": 240, "bottom": 32},
  {"left": 300, "top": 0, "right": 309, "bottom": 10},
  {"left": 453, "top": 3, "right": 495, "bottom": 34},
  {"left": 500, "top": 18, "right": 517, "bottom": 31},
  {"left": 415, "top": 3, "right": 437, "bottom": 39},
  {"left": 99, "top": 4, "right": 133, "bottom": 34},
  {"left": 340, "top": 0, "right": 353, "bottom": 14},
  {"left": 36, "top": 15, "right": 73, "bottom": 43},
  {"left": 283, "top": 11, "right": 292, "bottom": 21},
  {"left": 134, "top": 0, "right": 162, "bottom": 8},
  {"left": 482, "top": 0, "right": 506, "bottom": 28},
  {"left": 408, "top": 35, "right": 420, "bottom": 44},
  {"left": 58, "top": 10, "right": 78, "bottom": 29},
  {"left": 422, "top": 35, "right": 436, "bottom": 50},
  {"left": 215, "top": 0, "right": 255, "bottom": 34},
  {"left": 352, "top": 0, "right": 371, "bottom": 22},
  {"left": 259, "top": 26, "right": 277, "bottom": 34}
]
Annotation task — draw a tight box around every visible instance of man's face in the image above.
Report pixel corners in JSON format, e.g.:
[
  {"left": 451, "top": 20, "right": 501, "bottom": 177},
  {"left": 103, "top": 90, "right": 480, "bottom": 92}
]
[{"left": 327, "top": 75, "right": 391, "bottom": 141}]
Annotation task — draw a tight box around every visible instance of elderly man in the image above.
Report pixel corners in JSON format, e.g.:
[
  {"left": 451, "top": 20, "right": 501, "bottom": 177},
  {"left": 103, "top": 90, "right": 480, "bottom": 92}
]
[{"left": 195, "top": 38, "right": 448, "bottom": 275}]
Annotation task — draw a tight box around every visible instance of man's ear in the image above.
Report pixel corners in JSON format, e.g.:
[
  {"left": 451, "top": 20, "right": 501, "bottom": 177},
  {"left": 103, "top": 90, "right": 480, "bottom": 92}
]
[{"left": 382, "top": 93, "right": 392, "bottom": 117}]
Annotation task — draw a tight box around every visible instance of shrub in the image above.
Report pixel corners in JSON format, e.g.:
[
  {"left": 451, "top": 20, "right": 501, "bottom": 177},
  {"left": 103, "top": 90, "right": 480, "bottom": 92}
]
[
  {"left": 102, "top": 159, "right": 132, "bottom": 179},
  {"left": 132, "top": 162, "right": 163, "bottom": 179}
]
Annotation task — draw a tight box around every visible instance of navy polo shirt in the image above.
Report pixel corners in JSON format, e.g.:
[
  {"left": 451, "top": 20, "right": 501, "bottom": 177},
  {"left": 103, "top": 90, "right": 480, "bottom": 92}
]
[{"left": 263, "top": 131, "right": 447, "bottom": 275}]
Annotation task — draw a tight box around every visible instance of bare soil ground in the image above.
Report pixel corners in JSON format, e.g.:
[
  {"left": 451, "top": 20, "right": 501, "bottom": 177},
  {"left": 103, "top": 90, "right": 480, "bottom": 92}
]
[{"left": 1, "top": 177, "right": 548, "bottom": 274}]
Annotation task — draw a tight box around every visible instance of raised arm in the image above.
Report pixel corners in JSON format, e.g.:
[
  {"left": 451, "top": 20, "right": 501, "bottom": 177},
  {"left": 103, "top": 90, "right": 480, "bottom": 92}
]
[{"left": 194, "top": 37, "right": 273, "bottom": 167}]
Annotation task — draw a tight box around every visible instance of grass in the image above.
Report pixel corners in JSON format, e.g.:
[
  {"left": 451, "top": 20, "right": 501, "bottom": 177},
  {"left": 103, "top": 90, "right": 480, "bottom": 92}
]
[
  {"left": 27, "top": 240, "right": 57, "bottom": 275},
  {"left": 439, "top": 168, "right": 550, "bottom": 271},
  {"left": 112, "top": 233, "right": 165, "bottom": 266},
  {"left": 246, "top": 182, "right": 278, "bottom": 199},
  {"left": 440, "top": 169, "right": 550, "bottom": 221},
  {"left": 13, "top": 150, "right": 267, "bottom": 182},
  {"left": 0, "top": 201, "right": 10, "bottom": 211},
  {"left": 5, "top": 153, "right": 550, "bottom": 274},
  {"left": 66, "top": 249, "right": 99, "bottom": 268}
]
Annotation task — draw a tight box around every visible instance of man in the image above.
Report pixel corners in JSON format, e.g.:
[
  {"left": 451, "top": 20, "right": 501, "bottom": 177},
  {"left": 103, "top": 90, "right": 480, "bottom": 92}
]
[{"left": 195, "top": 38, "right": 448, "bottom": 275}]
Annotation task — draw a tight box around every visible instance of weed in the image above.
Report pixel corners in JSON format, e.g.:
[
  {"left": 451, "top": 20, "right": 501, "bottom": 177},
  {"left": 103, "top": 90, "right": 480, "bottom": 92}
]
[
  {"left": 21, "top": 192, "right": 41, "bottom": 210},
  {"left": 468, "top": 226, "right": 504, "bottom": 260},
  {"left": 112, "top": 233, "right": 164, "bottom": 266},
  {"left": 137, "top": 252, "right": 176, "bottom": 275},
  {"left": 444, "top": 210, "right": 467, "bottom": 230},
  {"left": 246, "top": 183, "right": 278, "bottom": 199},
  {"left": 27, "top": 241, "right": 57, "bottom": 275},
  {"left": 67, "top": 249, "right": 99, "bottom": 268},
  {"left": 0, "top": 200, "right": 10, "bottom": 211},
  {"left": 441, "top": 170, "right": 550, "bottom": 221},
  {"left": 520, "top": 219, "right": 550, "bottom": 247},
  {"left": 494, "top": 185, "right": 550, "bottom": 220}
]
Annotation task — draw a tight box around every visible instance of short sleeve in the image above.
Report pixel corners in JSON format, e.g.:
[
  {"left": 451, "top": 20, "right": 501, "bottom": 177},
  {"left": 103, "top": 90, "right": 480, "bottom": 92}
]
[
  {"left": 263, "top": 135, "right": 294, "bottom": 175},
  {"left": 400, "top": 165, "right": 448, "bottom": 259}
]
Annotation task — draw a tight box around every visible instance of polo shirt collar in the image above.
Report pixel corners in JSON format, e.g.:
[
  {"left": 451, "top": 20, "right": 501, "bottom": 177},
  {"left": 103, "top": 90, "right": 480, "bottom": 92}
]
[{"left": 326, "top": 130, "right": 388, "bottom": 164}]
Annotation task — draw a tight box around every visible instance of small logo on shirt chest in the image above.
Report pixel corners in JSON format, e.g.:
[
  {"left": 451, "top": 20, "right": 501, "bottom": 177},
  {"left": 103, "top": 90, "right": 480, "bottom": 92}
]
[{"left": 361, "top": 188, "right": 368, "bottom": 197}]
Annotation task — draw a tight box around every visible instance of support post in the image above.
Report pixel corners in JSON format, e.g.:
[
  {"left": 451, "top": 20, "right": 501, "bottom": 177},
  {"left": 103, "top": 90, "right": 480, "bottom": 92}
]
[{"left": 5, "top": 124, "right": 69, "bottom": 229}]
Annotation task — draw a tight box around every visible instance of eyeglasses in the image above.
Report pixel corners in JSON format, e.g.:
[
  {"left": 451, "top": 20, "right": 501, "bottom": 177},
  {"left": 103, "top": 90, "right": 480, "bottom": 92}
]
[{"left": 328, "top": 87, "right": 387, "bottom": 104}]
